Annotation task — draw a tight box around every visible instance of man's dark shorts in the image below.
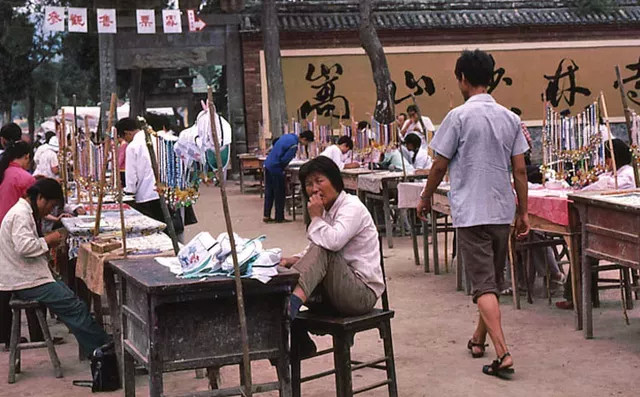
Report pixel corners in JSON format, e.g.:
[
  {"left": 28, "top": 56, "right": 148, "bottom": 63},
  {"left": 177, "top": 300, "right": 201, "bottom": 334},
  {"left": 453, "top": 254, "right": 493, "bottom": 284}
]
[{"left": 458, "top": 224, "right": 511, "bottom": 303}]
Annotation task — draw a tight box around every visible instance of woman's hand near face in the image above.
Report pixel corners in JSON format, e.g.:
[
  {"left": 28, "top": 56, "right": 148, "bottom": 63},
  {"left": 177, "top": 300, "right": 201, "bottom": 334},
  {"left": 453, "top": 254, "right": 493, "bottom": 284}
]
[{"left": 307, "top": 193, "right": 324, "bottom": 219}]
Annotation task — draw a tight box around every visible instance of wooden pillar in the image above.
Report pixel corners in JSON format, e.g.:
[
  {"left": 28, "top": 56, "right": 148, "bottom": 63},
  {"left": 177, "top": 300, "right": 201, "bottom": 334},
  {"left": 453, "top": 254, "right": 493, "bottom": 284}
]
[
  {"left": 226, "top": 23, "right": 248, "bottom": 175},
  {"left": 97, "top": 0, "right": 117, "bottom": 137},
  {"left": 130, "top": 69, "right": 144, "bottom": 118},
  {"left": 262, "top": 0, "right": 288, "bottom": 138}
]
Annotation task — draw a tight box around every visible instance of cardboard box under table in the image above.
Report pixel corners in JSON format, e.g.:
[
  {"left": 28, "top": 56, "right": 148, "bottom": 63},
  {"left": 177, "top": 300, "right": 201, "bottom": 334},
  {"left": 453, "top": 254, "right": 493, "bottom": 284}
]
[
  {"left": 106, "top": 258, "right": 299, "bottom": 397},
  {"left": 568, "top": 190, "right": 640, "bottom": 339}
]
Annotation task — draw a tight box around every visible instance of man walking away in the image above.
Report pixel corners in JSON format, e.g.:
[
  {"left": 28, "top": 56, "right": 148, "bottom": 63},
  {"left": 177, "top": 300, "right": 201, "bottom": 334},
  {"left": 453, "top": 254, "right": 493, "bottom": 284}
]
[{"left": 417, "top": 50, "right": 530, "bottom": 379}]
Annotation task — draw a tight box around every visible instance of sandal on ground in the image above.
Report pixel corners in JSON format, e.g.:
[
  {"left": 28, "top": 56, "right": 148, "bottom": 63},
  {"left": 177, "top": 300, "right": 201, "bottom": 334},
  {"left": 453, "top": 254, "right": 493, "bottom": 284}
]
[
  {"left": 482, "top": 352, "right": 515, "bottom": 379},
  {"left": 467, "top": 339, "right": 488, "bottom": 358}
]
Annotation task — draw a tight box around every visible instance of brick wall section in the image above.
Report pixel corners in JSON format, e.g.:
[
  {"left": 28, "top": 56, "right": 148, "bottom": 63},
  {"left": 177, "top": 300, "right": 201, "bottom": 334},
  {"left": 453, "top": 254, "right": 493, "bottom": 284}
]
[{"left": 240, "top": 25, "right": 636, "bottom": 150}]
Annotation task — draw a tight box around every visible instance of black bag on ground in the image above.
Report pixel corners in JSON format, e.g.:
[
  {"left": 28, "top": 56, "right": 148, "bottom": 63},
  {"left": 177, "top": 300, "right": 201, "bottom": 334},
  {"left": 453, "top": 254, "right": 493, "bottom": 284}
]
[
  {"left": 73, "top": 342, "right": 120, "bottom": 392},
  {"left": 184, "top": 205, "right": 198, "bottom": 226}
]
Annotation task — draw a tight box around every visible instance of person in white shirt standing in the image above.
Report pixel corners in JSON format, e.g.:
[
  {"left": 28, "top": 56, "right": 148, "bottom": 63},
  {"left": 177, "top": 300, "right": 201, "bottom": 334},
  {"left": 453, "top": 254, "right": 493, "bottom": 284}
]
[
  {"left": 400, "top": 104, "right": 435, "bottom": 149},
  {"left": 33, "top": 132, "right": 59, "bottom": 179},
  {"left": 116, "top": 118, "right": 163, "bottom": 223},
  {"left": 319, "top": 136, "right": 360, "bottom": 170},
  {"left": 417, "top": 50, "right": 530, "bottom": 379}
]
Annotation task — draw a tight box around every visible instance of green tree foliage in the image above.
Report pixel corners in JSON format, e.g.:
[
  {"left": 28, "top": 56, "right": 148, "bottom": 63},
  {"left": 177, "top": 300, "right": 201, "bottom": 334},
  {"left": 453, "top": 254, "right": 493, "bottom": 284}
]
[{"left": 574, "top": 0, "right": 617, "bottom": 14}]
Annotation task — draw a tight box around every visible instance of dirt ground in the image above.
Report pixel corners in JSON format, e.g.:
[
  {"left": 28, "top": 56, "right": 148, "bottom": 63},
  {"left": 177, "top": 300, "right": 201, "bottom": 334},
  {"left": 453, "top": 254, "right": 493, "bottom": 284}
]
[{"left": 1, "top": 183, "right": 639, "bottom": 397}]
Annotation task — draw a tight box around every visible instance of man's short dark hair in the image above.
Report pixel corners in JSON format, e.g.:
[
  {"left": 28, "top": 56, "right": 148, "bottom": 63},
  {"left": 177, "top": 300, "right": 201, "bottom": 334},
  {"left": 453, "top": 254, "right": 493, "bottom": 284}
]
[
  {"left": 403, "top": 133, "right": 422, "bottom": 149},
  {"left": 337, "top": 135, "right": 353, "bottom": 150},
  {"left": 406, "top": 105, "right": 418, "bottom": 114},
  {"left": 454, "top": 49, "right": 495, "bottom": 87},
  {"left": 357, "top": 121, "right": 370, "bottom": 130},
  {"left": 115, "top": 117, "right": 140, "bottom": 138},
  {"left": 299, "top": 130, "right": 315, "bottom": 142},
  {"left": 399, "top": 112, "right": 408, "bottom": 119},
  {"left": 605, "top": 138, "right": 632, "bottom": 168},
  {"left": 0, "top": 123, "right": 22, "bottom": 142},
  {"left": 298, "top": 156, "right": 344, "bottom": 199},
  {"left": 45, "top": 131, "right": 56, "bottom": 143}
]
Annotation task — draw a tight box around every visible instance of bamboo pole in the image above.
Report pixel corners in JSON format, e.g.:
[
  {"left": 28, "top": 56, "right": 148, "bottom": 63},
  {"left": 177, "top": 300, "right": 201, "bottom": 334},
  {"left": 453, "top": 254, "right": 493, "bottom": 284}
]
[
  {"left": 60, "top": 109, "right": 68, "bottom": 202},
  {"left": 72, "top": 95, "right": 79, "bottom": 185},
  {"left": 113, "top": 131, "right": 127, "bottom": 257},
  {"left": 600, "top": 91, "right": 618, "bottom": 190},
  {"left": 207, "top": 87, "right": 253, "bottom": 397},
  {"left": 615, "top": 65, "right": 640, "bottom": 188},
  {"left": 93, "top": 93, "right": 117, "bottom": 237}
]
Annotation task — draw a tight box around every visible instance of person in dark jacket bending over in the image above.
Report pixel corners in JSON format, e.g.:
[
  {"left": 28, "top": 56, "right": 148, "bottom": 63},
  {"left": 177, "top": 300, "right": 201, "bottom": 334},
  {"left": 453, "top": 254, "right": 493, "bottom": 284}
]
[{"left": 263, "top": 130, "right": 314, "bottom": 223}]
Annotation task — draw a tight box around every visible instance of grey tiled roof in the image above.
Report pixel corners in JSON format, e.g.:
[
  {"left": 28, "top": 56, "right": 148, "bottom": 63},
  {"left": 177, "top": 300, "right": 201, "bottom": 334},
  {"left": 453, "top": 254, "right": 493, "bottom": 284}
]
[{"left": 237, "top": 0, "right": 640, "bottom": 32}]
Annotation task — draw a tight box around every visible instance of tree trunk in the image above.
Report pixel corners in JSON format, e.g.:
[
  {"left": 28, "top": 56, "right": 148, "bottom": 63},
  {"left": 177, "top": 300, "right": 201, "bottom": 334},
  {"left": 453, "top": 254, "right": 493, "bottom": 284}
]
[
  {"left": 359, "top": 0, "right": 394, "bottom": 124},
  {"left": 28, "top": 93, "right": 35, "bottom": 143},
  {"left": 262, "top": 0, "right": 288, "bottom": 138},
  {"left": 1, "top": 105, "right": 11, "bottom": 126}
]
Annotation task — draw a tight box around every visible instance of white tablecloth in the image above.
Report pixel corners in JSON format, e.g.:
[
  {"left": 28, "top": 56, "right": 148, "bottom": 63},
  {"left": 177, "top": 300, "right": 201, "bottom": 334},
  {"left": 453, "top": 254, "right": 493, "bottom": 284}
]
[
  {"left": 357, "top": 171, "right": 407, "bottom": 194},
  {"left": 397, "top": 181, "right": 425, "bottom": 209}
]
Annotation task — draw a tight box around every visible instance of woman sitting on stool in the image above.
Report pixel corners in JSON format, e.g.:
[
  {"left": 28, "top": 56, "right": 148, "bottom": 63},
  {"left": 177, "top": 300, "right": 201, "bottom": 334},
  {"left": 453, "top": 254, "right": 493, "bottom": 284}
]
[
  {"left": 279, "top": 157, "right": 384, "bottom": 355},
  {"left": 0, "top": 178, "right": 109, "bottom": 356}
]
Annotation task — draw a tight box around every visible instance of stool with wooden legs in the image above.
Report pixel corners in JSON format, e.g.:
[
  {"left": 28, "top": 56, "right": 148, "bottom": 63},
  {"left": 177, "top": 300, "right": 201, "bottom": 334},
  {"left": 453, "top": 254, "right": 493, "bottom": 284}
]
[
  {"left": 291, "top": 236, "right": 398, "bottom": 397},
  {"left": 8, "top": 297, "right": 62, "bottom": 383}
]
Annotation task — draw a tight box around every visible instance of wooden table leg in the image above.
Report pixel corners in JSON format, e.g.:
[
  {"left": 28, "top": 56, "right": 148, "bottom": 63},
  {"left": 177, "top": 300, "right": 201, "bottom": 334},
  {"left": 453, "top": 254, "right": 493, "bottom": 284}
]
[
  {"left": 565, "top": 234, "right": 583, "bottom": 331},
  {"left": 422, "top": 219, "right": 430, "bottom": 273},
  {"left": 409, "top": 209, "right": 420, "bottom": 267},
  {"left": 456, "top": 230, "right": 463, "bottom": 291},
  {"left": 383, "top": 186, "right": 393, "bottom": 249},
  {"left": 581, "top": 249, "right": 593, "bottom": 339},
  {"left": 104, "top": 267, "right": 123, "bottom": 386},
  {"left": 239, "top": 160, "right": 245, "bottom": 193},
  {"left": 431, "top": 209, "right": 440, "bottom": 275},
  {"left": 508, "top": 232, "right": 520, "bottom": 309},
  {"left": 124, "top": 348, "right": 136, "bottom": 397},
  {"left": 291, "top": 179, "right": 297, "bottom": 221}
]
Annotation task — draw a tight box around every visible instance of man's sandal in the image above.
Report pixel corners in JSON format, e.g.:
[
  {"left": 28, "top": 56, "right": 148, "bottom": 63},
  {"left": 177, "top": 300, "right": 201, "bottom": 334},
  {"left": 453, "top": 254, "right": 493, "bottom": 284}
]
[
  {"left": 482, "top": 352, "right": 515, "bottom": 379},
  {"left": 467, "top": 339, "right": 488, "bottom": 358}
]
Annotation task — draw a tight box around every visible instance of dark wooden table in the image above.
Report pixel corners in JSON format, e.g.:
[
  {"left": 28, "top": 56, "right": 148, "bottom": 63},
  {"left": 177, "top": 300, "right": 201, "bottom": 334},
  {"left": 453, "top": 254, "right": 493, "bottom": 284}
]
[
  {"left": 238, "top": 154, "right": 265, "bottom": 195},
  {"left": 569, "top": 190, "right": 640, "bottom": 339},
  {"left": 106, "top": 258, "right": 299, "bottom": 397}
]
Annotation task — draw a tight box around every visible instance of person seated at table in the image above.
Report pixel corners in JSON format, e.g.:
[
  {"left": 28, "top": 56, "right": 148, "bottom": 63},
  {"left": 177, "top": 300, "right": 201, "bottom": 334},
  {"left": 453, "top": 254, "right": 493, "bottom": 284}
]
[
  {"left": 320, "top": 136, "right": 359, "bottom": 170},
  {"left": 263, "top": 130, "right": 314, "bottom": 224},
  {"left": 33, "top": 132, "right": 59, "bottom": 179},
  {"left": 556, "top": 138, "right": 635, "bottom": 310},
  {"left": 279, "top": 157, "right": 384, "bottom": 355},
  {"left": 402, "top": 133, "right": 432, "bottom": 174},
  {"left": 0, "top": 178, "right": 109, "bottom": 356},
  {"left": 380, "top": 146, "right": 414, "bottom": 173}
]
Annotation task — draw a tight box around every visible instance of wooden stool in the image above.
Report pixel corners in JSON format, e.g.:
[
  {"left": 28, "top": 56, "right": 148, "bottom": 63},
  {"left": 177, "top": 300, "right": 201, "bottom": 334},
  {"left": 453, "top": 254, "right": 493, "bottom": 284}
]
[
  {"left": 291, "top": 237, "right": 398, "bottom": 397},
  {"left": 8, "top": 298, "right": 63, "bottom": 384}
]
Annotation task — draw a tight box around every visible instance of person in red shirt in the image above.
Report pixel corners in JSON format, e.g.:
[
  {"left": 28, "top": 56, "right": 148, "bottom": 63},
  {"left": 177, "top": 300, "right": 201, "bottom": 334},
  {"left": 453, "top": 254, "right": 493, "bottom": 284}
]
[{"left": 0, "top": 141, "right": 44, "bottom": 348}]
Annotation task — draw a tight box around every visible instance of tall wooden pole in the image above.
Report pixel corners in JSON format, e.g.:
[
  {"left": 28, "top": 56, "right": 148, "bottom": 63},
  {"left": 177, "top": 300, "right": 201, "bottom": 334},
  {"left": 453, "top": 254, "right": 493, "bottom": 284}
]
[
  {"left": 207, "top": 87, "right": 253, "bottom": 397},
  {"left": 93, "top": 93, "right": 117, "bottom": 236},
  {"left": 600, "top": 91, "right": 618, "bottom": 190},
  {"left": 615, "top": 65, "right": 640, "bottom": 188},
  {"left": 113, "top": 132, "right": 127, "bottom": 257},
  {"left": 60, "top": 109, "right": 68, "bottom": 202}
]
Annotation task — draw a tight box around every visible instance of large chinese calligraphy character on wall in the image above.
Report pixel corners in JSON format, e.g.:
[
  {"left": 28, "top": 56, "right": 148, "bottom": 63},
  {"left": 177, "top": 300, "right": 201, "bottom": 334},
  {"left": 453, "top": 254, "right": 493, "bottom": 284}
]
[{"left": 273, "top": 41, "right": 640, "bottom": 126}]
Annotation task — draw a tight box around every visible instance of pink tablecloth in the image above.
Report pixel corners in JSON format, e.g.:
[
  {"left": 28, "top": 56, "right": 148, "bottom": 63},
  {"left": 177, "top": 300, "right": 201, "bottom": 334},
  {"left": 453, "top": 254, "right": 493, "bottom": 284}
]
[{"left": 527, "top": 191, "right": 571, "bottom": 227}]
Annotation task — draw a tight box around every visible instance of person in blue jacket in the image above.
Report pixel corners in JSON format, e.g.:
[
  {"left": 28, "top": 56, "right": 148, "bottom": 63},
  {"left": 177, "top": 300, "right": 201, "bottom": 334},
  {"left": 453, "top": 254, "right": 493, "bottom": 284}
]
[{"left": 264, "top": 130, "right": 314, "bottom": 223}]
